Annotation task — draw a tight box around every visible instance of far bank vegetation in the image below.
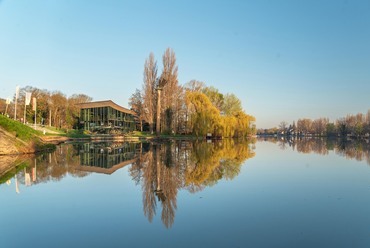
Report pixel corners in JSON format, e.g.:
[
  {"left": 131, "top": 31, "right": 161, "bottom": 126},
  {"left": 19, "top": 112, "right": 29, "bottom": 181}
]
[{"left": 260, "top": 111, "right": 370, "bottom": 139}]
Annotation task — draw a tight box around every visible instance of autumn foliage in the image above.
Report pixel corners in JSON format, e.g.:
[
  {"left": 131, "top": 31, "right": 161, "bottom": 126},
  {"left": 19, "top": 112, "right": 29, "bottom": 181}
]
[
  {"left": 185, "top": 91, "right": 255, "bottom": 138},
  {"left": 130, "top": 48, "right": 256, "bottom": 137}
]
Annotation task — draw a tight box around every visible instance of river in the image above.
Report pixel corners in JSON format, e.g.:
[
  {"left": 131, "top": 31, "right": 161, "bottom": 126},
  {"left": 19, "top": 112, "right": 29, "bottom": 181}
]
[{"left": 1, "top": 138, "right": 370, "bottom": 247}]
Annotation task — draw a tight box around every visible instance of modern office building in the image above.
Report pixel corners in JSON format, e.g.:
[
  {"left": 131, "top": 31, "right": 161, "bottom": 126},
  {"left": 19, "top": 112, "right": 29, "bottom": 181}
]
[{"left": 78, "top": 100, "right": 136, "bottom": 134}]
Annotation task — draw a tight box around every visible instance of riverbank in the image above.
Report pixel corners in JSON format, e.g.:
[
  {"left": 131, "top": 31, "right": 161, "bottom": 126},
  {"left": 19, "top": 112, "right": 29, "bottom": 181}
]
[
  {"left": 0, "top": 115, "right": 221, "bottom": 156},
  {"left": 0, "top": 114, "right": 194, "bottom": 155},
  {"left": 0, "top": 115, "right": 60, "bottom": 155}
]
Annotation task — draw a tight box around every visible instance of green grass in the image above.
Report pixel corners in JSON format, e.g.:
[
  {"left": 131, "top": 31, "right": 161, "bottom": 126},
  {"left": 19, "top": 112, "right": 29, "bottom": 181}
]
[
  {"left": 66, "top": 129, "right": 91, "bottom": 138},
  {"left": 131, "top": 131, "right": 155, "bottom": 138},
  {"left": 44, "top": 126, "right": 66, "bottom": 134},
  {"left": 0, "top": 114, "right": 42, "bottom": 141},
  {"left": 0, "top": 115, "right": 57, "bottom": 153}
]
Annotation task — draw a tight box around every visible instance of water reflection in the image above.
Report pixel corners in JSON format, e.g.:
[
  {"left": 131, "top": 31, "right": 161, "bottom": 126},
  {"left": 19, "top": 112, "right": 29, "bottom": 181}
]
[
  {"left": 77, "top": 142, "right": 146, "bottom": 174},
  {"left": 130, "top": 139, "right": 256, "bottom": 228},
  {"left": 261, "top": 137, "right": 370, "bottom": 165},
  {"left": 0, "top": 139, "right": 256, "bottom": 228}
]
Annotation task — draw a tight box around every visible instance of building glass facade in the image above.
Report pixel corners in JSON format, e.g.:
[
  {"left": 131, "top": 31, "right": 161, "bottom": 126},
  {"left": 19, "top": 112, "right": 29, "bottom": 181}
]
[{"left": 79, "top": 100, "right": 136, "bottom": 134}]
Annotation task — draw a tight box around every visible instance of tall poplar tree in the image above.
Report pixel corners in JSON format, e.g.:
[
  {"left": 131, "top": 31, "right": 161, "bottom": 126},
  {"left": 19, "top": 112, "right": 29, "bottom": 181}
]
[
  {"left": 160, "top": 48, "right": 179, "bottom": 134},
  {"left": 142, "top": 52, "right": 158, "bottom": 133}
]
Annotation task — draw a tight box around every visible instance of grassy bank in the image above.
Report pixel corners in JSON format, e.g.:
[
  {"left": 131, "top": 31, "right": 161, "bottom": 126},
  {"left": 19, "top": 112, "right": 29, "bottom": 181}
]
[
  {"left": 65, "top": 129, "right": 91, "bottom": 138},
  {"left": 0, "top": 115, "right": 56, "bottom": 152},
  {"left": 0, "top": 115, "right": 42, "bottom": 141}
]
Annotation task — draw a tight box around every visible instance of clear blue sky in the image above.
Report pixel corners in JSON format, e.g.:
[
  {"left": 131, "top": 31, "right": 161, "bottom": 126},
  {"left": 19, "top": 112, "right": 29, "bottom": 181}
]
[{"left": 1, "top": 0, "right": 369, "bottom": 128}]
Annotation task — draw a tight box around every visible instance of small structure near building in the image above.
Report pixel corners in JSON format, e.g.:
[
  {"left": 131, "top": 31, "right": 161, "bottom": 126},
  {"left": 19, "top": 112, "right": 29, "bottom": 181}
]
[{"left": 77, "top": 100, "right": 136, "bottom": 134}]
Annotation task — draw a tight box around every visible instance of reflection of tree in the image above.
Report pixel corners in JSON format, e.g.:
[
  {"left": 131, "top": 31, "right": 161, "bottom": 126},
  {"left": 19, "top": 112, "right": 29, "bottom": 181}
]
[
  {"left": 295, "top": 138, "right": 328, "bottom": 155},
  {"left": 3, "top": 139, "right": 256, "bottom": 229},
  {"left": 7, "top": 142, "right": 145, "bottom": 186},
  {"left": 159, "top": 143, "right": 178, "bottom": 228},
  {"left": 129, "top": 139, "right": 256, "bottom": 228},
  {"left": 14, "top": 144, "right": 91, "bottom": 185},
  {"left": 140, "top": 143, "right": 180, "bottom": 228},
  {"left": 335, "top": 140, "right": 370, "bottom": 164},
  {"left": 139, "top": 149, "right": 157, "bottom": 223},
  {"left": 261, "top": 137, "right": 370, "bottom": 165},
  {"left": 186, "top": 139, "right": 256, "bottom": 187},
  {"left": 268, "top": 137, "right": 329, "bottom": 155}
]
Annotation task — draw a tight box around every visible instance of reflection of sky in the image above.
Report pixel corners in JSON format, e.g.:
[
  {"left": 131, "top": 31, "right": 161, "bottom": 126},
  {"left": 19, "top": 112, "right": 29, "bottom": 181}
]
[{"left": 1, "top": 141, "right": 370, "bottom": 247}]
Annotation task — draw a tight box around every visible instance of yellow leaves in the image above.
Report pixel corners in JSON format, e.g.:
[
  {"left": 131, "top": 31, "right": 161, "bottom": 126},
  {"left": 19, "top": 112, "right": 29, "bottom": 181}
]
[
  {"left": 186, "top": 91, "right": 214, "bottom": 111},
  {"left": 185, "top": 139, "right": 256, "bottom": 187},
  {"left": 185, "top": 91, "right": 220, "bottom": 136},
  {"left": 185, "top": 90, "right": 256, "bottom": 137}
]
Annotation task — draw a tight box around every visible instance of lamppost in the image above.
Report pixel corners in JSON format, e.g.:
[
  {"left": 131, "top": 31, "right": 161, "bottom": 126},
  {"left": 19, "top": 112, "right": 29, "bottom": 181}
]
[
  {"left": 156, "top": 72, "right": 168, "bottom": 136},
  {"left": 155, "top": 86, "right": 163, "bottom": 135}
]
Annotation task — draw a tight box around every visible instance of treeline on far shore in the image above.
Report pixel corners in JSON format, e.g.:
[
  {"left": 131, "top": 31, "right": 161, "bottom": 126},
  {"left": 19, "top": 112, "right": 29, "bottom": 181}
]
[{"left": 258, "top": 110, "right": 370, "bottom": 139}]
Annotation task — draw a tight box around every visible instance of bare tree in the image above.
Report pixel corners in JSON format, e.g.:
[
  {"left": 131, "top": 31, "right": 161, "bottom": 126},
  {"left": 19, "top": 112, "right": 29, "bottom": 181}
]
[
  {"left": 67, "top": 94, "right": 92, "bottom": 129},
  {"left": 129, "top": 89, "right": 144, "bottom": 131},
  {"left": 142, "top": 52, "right": 158, "bottom": 133},
  {"left": 312, "top": 118, "right": 328, "bottom": 136},
  {"left": 184, "top": 80, "right": 205, "bottom": 92},
  {"left": 50, "top": 91, "right": 67, "bottom": 129},
  {"left": 160, "top": 48, "right": 179, "bottom": 134},
  {"left": 279, "top": 121, "right": 288, "bottom": 134}
]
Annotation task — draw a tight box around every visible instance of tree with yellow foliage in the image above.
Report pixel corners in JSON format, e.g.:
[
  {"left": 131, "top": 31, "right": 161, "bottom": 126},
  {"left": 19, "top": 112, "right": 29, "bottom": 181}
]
[
  {"left": 185, "top": 91, "right": 220, "bottom": 137},
  {"left": 185, "top": 90, "right": 256, "bottom": 138}
]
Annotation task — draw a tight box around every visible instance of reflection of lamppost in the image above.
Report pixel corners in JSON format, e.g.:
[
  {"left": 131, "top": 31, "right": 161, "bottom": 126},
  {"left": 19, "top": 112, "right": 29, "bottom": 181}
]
[{"left": 154, "top": 144, "right": 166, "bottom": 202}]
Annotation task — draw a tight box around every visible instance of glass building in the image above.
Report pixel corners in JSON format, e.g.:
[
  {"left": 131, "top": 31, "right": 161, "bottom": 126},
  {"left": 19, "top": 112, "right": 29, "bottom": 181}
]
[{"left": 78, "top": 100, "right": 136, "bottom": 134}]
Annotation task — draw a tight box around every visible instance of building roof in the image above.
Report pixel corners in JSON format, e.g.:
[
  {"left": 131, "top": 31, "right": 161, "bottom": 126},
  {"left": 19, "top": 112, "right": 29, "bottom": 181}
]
[
  {"left": 77, "top": 100, "right": 135, "bottom": 115},
  {"left": 76, "top": 158, "right": 136, "bottom": 175}
]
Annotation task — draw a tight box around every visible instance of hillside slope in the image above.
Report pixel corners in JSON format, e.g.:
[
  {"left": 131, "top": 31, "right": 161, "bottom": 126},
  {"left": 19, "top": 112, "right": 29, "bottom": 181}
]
[
  {"left": 0, "top": 126, "right": 35, "bottom": 155},
  {"left": 0, "top": 115, "right": 61, "bottom": 155}
]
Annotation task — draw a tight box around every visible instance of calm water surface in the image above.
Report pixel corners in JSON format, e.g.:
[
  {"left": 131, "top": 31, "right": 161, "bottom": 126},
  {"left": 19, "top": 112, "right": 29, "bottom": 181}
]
[{"left": 1, "top": 138, "right": 370, "bottom": 248}]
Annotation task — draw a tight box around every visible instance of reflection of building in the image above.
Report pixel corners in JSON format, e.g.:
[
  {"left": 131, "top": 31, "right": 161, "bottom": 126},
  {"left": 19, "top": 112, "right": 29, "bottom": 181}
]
[
  {"left": 78, "top": 100, "right": 136, "bottom": 134},
  {"left": 77, "top": 142, "right": 143, "bottom": 174}
]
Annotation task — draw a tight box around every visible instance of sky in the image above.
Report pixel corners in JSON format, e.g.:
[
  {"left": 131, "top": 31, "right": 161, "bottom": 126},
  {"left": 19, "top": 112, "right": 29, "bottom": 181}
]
[{"left": 0, "top": 0, "right": 369, "bottom": 128}]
